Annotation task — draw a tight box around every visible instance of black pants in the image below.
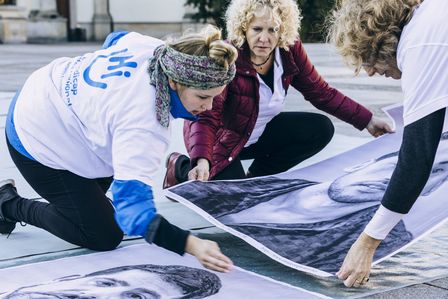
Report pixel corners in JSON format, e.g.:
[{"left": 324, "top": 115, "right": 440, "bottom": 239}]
[
  {"left": 4, "top": 137, "right": 123, "bottom": 251},
  {"left": 179, "top": 112, "right": 334, "bottom": 181}
]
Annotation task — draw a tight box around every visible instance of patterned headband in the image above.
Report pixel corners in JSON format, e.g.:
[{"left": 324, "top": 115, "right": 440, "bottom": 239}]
[{"left": 148, "top": 44, "right": 236, "bottom": 128}]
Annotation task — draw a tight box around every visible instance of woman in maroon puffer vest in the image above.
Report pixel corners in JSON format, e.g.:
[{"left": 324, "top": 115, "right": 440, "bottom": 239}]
[{"left": 163, "top": 0, "right": 392, "bottom": 188}]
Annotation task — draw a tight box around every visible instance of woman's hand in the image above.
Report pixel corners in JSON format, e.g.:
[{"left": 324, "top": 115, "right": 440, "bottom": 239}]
[
  {"left": 185, "top": 235, "right": 233, "bottom": 272},
  {"left": 337, "top": 232, "right": 381, "bottom": 287},
  {"left": 366, "top": 116, "right": 394, "bottom": 137},
  {"left": 188, "top": 158, "right": 210, "bottom": 181}
]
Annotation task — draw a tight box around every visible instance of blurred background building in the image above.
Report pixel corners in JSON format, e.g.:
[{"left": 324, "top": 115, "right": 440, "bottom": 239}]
[
  {"left": 0, "top": 0, "right": 335, "bottom": 44},
  {"left": 0, "top": 0, "right": 200, "bottom": 43}
]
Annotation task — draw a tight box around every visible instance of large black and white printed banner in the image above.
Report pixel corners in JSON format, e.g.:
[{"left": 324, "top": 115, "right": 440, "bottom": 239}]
[
  {"left": 165, "top": 105, "right": 448, "bottom": 277},
  {"left": 0, "top": 244, "right": 328, "bottom": 298}
]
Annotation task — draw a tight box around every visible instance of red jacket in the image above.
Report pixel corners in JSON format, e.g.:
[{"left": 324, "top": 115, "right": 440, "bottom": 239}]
[{"left": 184, "top": 41, "right": 372, "bottom": 178}]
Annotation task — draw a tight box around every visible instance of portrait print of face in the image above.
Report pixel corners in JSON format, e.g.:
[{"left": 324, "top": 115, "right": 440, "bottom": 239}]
[
  {"left": 167, "top": 129, "right": 448, "bottom": 276},
  {"left": 0, "top": 243, "right": 333, "bottom": 299},
  {"left": 330, "top": 131, "right": 448, "bottom": 203},
  {"left": 4, "top": 264, "right": 221, "bottom": 299}
]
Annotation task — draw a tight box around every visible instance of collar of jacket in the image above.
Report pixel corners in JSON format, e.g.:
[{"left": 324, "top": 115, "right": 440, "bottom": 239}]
[
  {"left": 236, "top": 42, "right": 300, "bottom": 78},
  {"left": 169, "top": 87, "right": 198, "bottom": 121}
]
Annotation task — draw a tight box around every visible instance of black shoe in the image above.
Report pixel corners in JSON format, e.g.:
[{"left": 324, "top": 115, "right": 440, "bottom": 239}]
[
  {"left": 0, "top": 179, "right": 18, "bottom": 235},
  {"left": 0, "top": 220, "right": 16, "bottom": 235}
]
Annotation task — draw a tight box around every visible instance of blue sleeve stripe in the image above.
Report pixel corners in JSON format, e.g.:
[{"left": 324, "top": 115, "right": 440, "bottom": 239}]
[
  {"left": 6, "top": 89, "right": 36, "bottom": 161},
  {"left": 111, "top": 179, "right": 156, "bottom": 236},
  {"left": 102, "top": 31, "right": 129, "bottom": 49}
]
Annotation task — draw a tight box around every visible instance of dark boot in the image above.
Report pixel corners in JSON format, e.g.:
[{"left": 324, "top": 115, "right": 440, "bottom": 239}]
[
  {"left": 163, "top": 152, "right": 189, "bottom": 189},
  {"left": 0, "top": 179, "right": 18, "bottom": 235}
]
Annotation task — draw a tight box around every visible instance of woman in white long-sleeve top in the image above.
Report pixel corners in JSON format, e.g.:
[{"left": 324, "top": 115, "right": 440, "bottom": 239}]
[
  {"left": 0, "top": 26, "right": 237, "bottom": 272},
  {"left": 328, "top": 0, "right": 448, "bottom": 287}
]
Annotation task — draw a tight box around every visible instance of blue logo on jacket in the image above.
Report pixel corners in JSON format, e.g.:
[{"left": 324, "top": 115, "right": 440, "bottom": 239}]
[{"left": 83, "top": 48, "right": 138, "bottom": 89}]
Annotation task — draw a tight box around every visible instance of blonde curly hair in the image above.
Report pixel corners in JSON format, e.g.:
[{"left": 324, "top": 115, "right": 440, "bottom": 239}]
[
  {"left": 225, "top": 0, "right": 302, "bottom": 50},
  {"left": 327, "top": 0, "right": 421, "bottom": 74}
]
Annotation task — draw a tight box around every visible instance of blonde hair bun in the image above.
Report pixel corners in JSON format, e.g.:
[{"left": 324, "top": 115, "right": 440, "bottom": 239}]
[
  {"left": 202, "top": 26, "right": 237, "bottom": 69},
  {"left": 168, "top": 25, "right": 237, "bottom": 68}
]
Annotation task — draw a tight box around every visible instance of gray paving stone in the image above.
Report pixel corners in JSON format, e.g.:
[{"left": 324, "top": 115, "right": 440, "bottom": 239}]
[
  {"left": 427, "top": 277, "right": 448, "bottom": 289},
  {"left": 362, "top": 284, "right": 448, "bottom": 299}
]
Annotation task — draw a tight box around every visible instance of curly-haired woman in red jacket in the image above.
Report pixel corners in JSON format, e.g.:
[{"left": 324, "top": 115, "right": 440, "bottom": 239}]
[{"left": 163, "top": 0, "right": 391, "bottom": 188}]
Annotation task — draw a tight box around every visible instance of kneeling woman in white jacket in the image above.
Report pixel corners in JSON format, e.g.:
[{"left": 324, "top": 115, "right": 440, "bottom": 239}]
[{"left": 0, "top": 26, "right": 237, "bottom": 272}]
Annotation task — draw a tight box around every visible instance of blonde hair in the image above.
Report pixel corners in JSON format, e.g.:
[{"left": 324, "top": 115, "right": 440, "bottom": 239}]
[
  {"left": 167, "top": 25, "right": 238, "bottom": 69},
  {"left": 327, "top": 0, "right": 421, "bottom": 74},
  {"left": 225, "top": 0, "right": 302, "bottom": 50}
]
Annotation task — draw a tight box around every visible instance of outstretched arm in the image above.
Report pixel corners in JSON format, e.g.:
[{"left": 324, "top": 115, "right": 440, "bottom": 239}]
[
  {"left": 289, "top": 40, "right": 373, "bottom": 131},
  {"left": 112, "top": 180, "right": 232, "bottom": 272},
  {"left": 337, "top": 108, "right": 446, "bottom": 287}
]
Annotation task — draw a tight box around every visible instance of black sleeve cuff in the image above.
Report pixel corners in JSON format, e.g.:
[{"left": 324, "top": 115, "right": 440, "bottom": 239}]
[{"left": 144, "top": 214, "right": 190, "bottom": 255}]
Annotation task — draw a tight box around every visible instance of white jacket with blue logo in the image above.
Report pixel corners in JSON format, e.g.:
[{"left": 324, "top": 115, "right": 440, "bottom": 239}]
[{"left": 12, "top": 32, "right": 185, "bottom": 250}]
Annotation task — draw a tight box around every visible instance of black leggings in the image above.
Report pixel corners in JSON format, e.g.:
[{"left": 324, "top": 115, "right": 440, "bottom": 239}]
[
  {"left": 4, "top": 137, "right": 123, "bottom": 251},
  {"left": 179, "top": 111, "right": 335, "bottom": 180}
]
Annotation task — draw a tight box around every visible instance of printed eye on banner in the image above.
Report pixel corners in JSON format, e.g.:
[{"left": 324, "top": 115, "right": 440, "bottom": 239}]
[{"left": 83, "top": 48, "right": 138, "bottom": 89}]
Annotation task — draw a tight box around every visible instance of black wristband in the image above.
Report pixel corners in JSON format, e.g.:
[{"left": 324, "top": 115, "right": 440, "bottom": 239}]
[{"left": 144, "top": 214, "right": 190, "bottom": 255}]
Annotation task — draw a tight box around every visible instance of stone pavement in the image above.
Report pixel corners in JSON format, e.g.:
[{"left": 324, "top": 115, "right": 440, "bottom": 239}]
[{"left": 0, "top": 42, "right": 447, "bottom": 298}]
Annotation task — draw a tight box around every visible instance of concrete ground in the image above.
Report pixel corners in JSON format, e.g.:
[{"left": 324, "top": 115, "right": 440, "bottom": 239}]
[{"left": 1, "top": 42, "right": 448, "bottom": 298}]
